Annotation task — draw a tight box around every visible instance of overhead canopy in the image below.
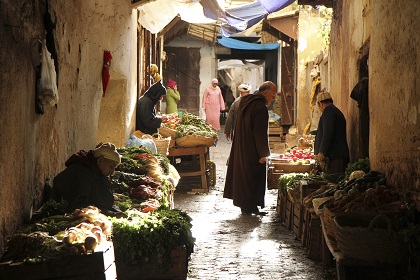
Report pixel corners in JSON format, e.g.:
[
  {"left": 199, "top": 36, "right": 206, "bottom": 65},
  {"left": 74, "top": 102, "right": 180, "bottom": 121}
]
[
  {"left": 266, "top": 11, "right": 298, "bottom": 40},
  {"left": 221, "top": 0, "right": 295, "bottom": 36},
  {"left": 218, "top": 37, "right": 279, "bottom": 51},
  {"left": 137, "top": 0, "right": 296, "bottom": 38}
]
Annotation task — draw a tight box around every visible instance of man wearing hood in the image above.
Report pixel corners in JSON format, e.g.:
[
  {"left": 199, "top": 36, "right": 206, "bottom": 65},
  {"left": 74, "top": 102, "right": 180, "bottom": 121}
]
[
  {"left": 136, "top": 81, "right": 168, "bottom": 134},
  {"left": 224, "top": 81, "right": 277, "bottom": 215}
]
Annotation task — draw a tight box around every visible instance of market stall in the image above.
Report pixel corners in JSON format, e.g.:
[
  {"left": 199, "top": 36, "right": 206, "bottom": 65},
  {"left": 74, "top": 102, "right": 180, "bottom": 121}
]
[
  {"left": 0, "top": 145, "right": 194, "bottom": 280},
  {"left": 157, "top": 112, "right": 218, "bottom": 192},
  {"left": 274, "top": 158, "right": 420, "bottom": 279},
  {"left": 267, "top": 140, "right": 315, "bottom": 190}
]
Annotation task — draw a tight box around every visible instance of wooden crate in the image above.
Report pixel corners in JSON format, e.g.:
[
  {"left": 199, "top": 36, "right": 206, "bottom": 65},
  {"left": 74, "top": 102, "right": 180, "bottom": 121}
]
[
  {"left": 276, "top": 190, "right": 287, "bottom": 222},
  {"left": 301, "top": 208, "right": 313, "bottom": 247},
  {"left": 0, "top": 241, "right": 116, "bottom": 280},
  {"left": 307, "top": 214, "right": 323, "bottom": 260},
  {"left": 116, "top": 246, "right": 188, "bottom": 280},
  {"left": 284, "top": 195, "right": 293, "bottom": 230},
  {"left": 299, "top": 180, "right": 327, "bottom": 205},
  {"left": 292, "top": 202, "right": 303, "bottom": 240},
  {"left": 270, "top": 162, "right": 313, "bottom": 174}
]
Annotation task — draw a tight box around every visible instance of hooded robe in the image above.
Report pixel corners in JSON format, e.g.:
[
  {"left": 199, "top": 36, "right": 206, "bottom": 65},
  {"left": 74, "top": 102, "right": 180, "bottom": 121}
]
[
  {"left": 223, "top": 93, "right": 270, "bottom": 210},
  {"left": 136, "top": 81, "right": 167, "bottom": 134}
]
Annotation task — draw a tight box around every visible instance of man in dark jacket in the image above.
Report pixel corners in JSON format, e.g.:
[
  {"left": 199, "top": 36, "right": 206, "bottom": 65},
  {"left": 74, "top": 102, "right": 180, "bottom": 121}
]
[
  {"left": 314, "top": 90, "right": 350, "bottom": 174},
  {"left": 52, "top": 142, "right": 125, "bottom": 217},
  {"left": 136, "top": 81, "right": 168, "bottom": 134},
  {"left": 224, "top": 81, "right": 277, "bottom": 215}
]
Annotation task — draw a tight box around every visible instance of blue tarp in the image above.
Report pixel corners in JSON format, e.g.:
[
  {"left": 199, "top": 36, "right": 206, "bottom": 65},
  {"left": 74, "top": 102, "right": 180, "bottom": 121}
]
[
  {"left": 218, "top": 37, "right": 279, "bottom": 51},
  {"left": 220, "top": 0, "right": 296, "bottom": 36}
]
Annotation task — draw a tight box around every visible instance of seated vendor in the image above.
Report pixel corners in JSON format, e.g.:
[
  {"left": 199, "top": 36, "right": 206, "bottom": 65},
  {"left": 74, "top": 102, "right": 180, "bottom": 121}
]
[{"left": 52, "top": 142, "right": 126, "bottom": 218}]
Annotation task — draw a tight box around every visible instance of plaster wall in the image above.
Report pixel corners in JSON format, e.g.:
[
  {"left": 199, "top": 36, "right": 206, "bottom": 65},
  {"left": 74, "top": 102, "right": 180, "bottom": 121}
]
[
  {"left": 0, "top": 0, "right": 137, "bottom": 255},
  {"left": 199, "top": 46, "right": 217, "bottom": 119},
  {"left": 296, "top": 7, "right": 328, "bottom": 134},
  {"left": 329, "top": 0, "right": 419, "bottom": 191}
]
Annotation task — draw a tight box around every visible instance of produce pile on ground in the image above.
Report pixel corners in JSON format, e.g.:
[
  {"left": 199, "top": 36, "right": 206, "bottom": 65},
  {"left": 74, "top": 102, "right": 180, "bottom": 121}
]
[{"left": 161, "top": 112, "right": 218, "bottom": 141}]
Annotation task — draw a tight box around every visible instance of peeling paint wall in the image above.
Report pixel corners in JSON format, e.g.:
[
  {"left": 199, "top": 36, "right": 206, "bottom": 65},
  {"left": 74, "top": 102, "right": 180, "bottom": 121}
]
[
  {"left": 0, "top": 0, "right": 138, "bottom": 255},
  {"left": 329, "top": 0, "right": 419, "bottom": 191}
]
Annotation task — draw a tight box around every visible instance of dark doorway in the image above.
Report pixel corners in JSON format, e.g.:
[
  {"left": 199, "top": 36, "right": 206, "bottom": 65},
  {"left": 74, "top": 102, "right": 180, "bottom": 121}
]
[{"left": 163, "top": 47, "right": 201, "bottom": 115}]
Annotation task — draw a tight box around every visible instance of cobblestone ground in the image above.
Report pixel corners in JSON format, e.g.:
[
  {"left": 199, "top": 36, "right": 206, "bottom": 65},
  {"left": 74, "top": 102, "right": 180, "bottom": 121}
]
[{"left": 174, "top": 128, "right": 336, "bottom": 280}]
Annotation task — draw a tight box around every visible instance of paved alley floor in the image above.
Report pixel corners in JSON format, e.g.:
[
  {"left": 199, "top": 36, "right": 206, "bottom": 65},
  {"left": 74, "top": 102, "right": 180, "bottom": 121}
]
[{"left": 173, "top": 128, "right": 336, "bottom": 280}]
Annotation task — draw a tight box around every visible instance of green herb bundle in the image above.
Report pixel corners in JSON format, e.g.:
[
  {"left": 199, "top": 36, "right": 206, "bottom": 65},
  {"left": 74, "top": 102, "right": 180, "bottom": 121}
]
[{"left": 111, "top": 208, "right": 195, "bottom": 271}]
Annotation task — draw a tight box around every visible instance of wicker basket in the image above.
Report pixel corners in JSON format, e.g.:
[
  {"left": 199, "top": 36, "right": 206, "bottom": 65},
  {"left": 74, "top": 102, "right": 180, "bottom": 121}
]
[
  {"left": 133, "top": 130, "right": 145, "bottom": 139},
  {"left": 142, "top": 134, "right": 171, "bottom": 155},
  {"left": 320, "top": 206, "right": 339, "bottom": 240},
  {"left": 176, "top": 135, "right": 215, "bottom": 147},
  {"left": 334, "top": 213, "right": 408, "bottom": 264},
  {"left": 158, "top": 126, "right": 178, "bottom": 139}
]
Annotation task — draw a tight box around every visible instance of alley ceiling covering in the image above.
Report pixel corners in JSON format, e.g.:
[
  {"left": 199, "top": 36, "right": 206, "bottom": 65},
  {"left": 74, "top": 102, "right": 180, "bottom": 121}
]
[{"left": 134, "top": 0, "right": 297, "bottom": 44}]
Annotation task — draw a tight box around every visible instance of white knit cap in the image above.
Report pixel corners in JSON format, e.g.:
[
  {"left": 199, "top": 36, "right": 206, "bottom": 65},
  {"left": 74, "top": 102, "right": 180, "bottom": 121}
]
[
  {"left": 317, "top": 90, "right": 333, "bottom": 102},
  {"left": 238, "top": 83, "right": 251, "bottom": 92},
  {"left": 93, "top": 142, "right": 121, "bottom": 163}
]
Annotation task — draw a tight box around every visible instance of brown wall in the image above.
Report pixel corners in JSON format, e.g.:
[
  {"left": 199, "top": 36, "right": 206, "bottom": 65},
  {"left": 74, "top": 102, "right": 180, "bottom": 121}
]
[{"left": 0, "top": 0, "right": 138, "bottom": 255}]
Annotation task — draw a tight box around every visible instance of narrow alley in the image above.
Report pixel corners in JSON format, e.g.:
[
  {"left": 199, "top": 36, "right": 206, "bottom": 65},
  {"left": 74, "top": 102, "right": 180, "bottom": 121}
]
[{"left": 174, "top": 127, "right": 335, "bottom": 280}]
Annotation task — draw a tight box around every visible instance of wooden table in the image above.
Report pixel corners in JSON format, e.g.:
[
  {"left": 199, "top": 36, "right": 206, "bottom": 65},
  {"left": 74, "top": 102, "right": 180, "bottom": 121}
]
[{"left": 168, "top": 146, "right": 210, "bottom": 192}]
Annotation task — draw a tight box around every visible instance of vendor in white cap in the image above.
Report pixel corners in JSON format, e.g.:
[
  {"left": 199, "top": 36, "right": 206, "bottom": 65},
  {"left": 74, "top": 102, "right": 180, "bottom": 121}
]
[
  {"left": 52, "top": 142, "right": 126, "bottom": 217},
  {"left": 224, "top": 83, "right": 251, "bottom": 141},
  {"left": 314, "top": 89, "right": 349, "bottom": 174}
]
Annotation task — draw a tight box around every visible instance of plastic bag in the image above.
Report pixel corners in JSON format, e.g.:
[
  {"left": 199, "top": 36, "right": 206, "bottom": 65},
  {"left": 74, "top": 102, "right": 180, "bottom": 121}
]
[
  {"left": 126, "top": 135, "right": 157, "bottom": 154},
  {"left": 37, "top": 42, "right": 58, "bottom": 107}
]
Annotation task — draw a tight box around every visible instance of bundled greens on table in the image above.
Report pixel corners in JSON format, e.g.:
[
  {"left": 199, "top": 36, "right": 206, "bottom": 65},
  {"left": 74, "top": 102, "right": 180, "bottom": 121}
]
[{"left": 177, "top": 112, "right": 218, "bottom": 140}]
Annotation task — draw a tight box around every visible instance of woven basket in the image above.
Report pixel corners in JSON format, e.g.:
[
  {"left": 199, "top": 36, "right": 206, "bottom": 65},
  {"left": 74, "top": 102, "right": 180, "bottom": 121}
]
[
  {"left": 142, "top": 134, "right": 170, "bottom": 155},
  {"left": 176, "top": 135, "right": 215, "bottom": 147},
  {"left": 320, "top": 206, "right": 339, "bottom": 240},
  {"left": 133, "top": 130, "right": 145, "bottom": 139},
  {"left": 334, "top": 213, "right": 408, "bottom": 264},
  {"left": 158, "top": 126, "right": 178, "bottom": 139}
]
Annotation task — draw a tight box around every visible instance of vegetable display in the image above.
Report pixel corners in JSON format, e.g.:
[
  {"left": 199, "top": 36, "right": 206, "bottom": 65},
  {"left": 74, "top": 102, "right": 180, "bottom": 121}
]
[
  {"left": 161, "top": 112, "right": 218, "bottom": 142},
  {"left": 111, "top": 208, "right": 195, "bottom": 270}
]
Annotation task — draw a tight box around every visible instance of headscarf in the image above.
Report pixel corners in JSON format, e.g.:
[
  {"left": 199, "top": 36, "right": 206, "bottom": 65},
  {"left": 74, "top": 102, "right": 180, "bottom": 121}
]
[
  {"left": 167, "top": 79, "right": 177, "bottom": 89},
  {"left": 93, "top": 142, "right": 121, "bottom": 163},
  {"left": 145, "top": 81, "right": 167, "bottom": 104}
]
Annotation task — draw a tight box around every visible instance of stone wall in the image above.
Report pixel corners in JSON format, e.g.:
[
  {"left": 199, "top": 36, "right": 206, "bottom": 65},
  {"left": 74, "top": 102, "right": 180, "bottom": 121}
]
[{"left": 0, "top": 0, "right": 138, "bottom": 255}]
